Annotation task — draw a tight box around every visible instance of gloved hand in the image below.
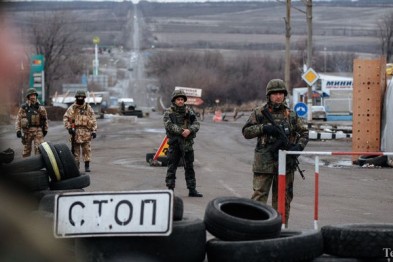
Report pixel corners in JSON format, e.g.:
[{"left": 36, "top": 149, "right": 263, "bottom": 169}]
[
  {"left": 68, "top": 128, "right": 75, "bottom": 135},
  {"left": 262, "top": 125, "right": 279, "bottom": 136},
  {"left": 288, "top": 144, "right": 303, "bottom": 151},
  {"left": 16, "top": 131, "right": 22, "bottom": 138},
  {"left": 43, "top": 130, "right": 47, "bottom": 137},
  {"left": 91, "top": 132, "right": 96, "bottom": 139}
]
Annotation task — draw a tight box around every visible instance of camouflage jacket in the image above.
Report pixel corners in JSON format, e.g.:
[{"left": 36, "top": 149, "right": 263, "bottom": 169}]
[
  {"left": 163, "top": 104, "right": 200, "bottom": 152},
  {"left": 242, "top": 103, "right": 309, "bottom": 173},
  {"left": 15, "top": 101, "right": 48, "bottom": 132},
  {"left": 63, "top": 102, "right": 97, "bottom": 143}
]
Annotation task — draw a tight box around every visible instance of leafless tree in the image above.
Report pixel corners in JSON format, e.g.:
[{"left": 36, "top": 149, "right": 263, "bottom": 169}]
[
  {"left": 377, "top": 11, "right": 393, "bottom": 63},
  {"left": 30, "top": 11, "right": 80, "bottom": 104}
]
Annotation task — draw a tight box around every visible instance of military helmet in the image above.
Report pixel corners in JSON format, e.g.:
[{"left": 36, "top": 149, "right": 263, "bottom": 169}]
[
  {"left": 26, "top": 88, "right": 38, "bottom": 98},
  {"left": 171, "top": 89, "right": 187, "bottom": 102},
  {"left": 75, "top": 90, "right": 87, "bottom": 98},
  {"left": 266, "top": 79, "right": 288, "bottom": 96}
]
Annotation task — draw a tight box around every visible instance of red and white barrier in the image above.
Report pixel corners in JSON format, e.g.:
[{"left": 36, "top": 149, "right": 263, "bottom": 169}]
[{"left": 278, "top": 150, "right": 393, "bottom": 229}]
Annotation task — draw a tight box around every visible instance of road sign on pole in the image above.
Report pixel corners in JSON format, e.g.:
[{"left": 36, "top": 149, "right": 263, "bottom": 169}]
[
  {"left": 294, "top": 102, "right": 308, "bottom": 117},
  {"left": 302, "top": 67, "right": 319, "bottom": 86}
]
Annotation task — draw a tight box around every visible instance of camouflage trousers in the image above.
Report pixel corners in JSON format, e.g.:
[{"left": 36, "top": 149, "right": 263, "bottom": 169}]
[
  {"left": 71, "top": 141, "right": 91, "bottom": 168},
  {"left": 165, "top": 147, "right": 196, "bottom": 190},
  {"left": 22, "top": 127, "right": 45, "bottom": 158},
  {"left": 251, "top": 171, "right": 294, "bottom": 226}
]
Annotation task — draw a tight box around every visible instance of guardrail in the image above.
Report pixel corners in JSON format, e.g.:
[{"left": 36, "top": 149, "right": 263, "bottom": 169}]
[{"left": 277, "top": 150, "right": 393, "bottom": 230}]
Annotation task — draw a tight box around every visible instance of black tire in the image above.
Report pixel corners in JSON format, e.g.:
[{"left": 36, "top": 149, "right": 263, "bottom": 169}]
[
  {"left": 75, "top": 217, "right": 206, "bottom": 262},
  {"left": 206, "top": 230, "right": 323, "bottom": 262},
  {"left": 8, "top": 170, "right": 50, "bottom": 191},
  {"left": 204, "top": 196, "right": 282, "bottom": 241},
  {"left": 38, "top": 189, "right": 85, "bottom": 213},
  {"left": 158, "top": 156, "right": 168, "bottom": 166},
  {"left": 321, "top": 223, "right": 393, "bottom": 258},
  {"left": 173, "top": 195, "right": 184, "bottom": 221},
  {"left": 357, "top": 155, "right": 388, "bottom": 167},
  {"left": 39, "top": 142, "right": 65, "bottom": 182},
  {"left": 2, "top": 155, "right": 45, "bottom": 174},
  {"left": 49, "top": 173, "right": 90, "bottom": 190},
  {"left": 34, "top": 188, "right": 85, "bottom": 202},
  {"left": 146, "top": 153, "right": 155, "bottom": 163},
  {"left": 0, "top": 148, "right": 14, "bottom": 164},
  {"left": 53, "top": 144, "right": 80, "bottom": 179}
]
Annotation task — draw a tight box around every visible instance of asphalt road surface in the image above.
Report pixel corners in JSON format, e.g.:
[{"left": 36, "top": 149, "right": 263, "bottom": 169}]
[{"left": 1, "top": 112, "right": 392, "bottom": 232}]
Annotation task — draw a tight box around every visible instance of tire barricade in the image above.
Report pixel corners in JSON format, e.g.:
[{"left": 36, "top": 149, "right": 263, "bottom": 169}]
[
  {"left": 2, "top": 146, "right": 392, "bottom": 261},
  {"left": 278, "top": 150, "right": 393, "bottom": 230}
]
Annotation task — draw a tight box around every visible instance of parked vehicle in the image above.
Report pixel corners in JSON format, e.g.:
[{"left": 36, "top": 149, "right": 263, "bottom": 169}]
[
  {"left": 312, "top": 105, "right": 327, "bottom": 121},
  {"left": 118, "top": 98, "right": 143, "bottom": 118}
]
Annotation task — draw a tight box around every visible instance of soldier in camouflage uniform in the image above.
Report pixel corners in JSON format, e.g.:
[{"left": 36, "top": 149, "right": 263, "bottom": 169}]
[
  {"left": 163, "top": 90, "right": 203, "bottom": 197},
  {"left": 15, "top": 88, "right": 48, "bottom": 157},
  {"left": 63, "top": 90, "right": 97, "bottom": 172},
  {"left": 242, "top": 79, "right": 309, "bottom": 227}
]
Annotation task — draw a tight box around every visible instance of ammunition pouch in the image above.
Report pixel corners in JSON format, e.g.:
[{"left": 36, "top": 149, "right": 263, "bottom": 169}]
[{"left": 20, "top": 118, "right": 29, "bottom": 128}]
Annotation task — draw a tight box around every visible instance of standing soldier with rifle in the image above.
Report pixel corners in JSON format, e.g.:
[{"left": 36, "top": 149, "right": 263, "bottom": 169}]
[
  {"left": 242, "top": 79, "right": 309, "bottom": 227},
  {"left": 15, "top": 88, "right": 48, "bottom": 157},
  {"left": 163, "top": 90, "right": 203, "bottom": 197},
  {"left": 63, "top": 90, "right": 97, "bottom": 172}
]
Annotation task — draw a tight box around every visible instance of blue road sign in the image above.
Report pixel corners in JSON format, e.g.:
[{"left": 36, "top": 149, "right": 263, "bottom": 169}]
[{"left": 294, "top": 102, "right": 308, "bottom": 117}]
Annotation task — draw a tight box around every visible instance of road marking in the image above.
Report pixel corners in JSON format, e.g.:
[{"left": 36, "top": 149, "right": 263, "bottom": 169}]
[{"left": 219, "top": 179, "right": 241, "bottom": 197}]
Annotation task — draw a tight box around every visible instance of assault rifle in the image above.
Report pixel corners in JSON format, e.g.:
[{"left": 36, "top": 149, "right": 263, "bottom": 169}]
[
  {"left": 168, "top": 113, "right": 190, "bottom": 168},
  {"left": 69, "top": 118, "right": 76, "bottom": 155},
  {"left": 262, "top": 108, "right": 305, "bottom": 179}
]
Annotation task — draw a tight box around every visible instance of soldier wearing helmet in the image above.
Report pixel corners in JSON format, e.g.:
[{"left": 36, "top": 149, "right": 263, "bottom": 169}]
[
  {"left": 63, "top": 90, "right": 97, "bottom": 172},
  {"left": 15, "top": 88, "right": 49, "bottom": 157},
  {"left": 242, "top": 79, "right": 309, "bottom": 227},
  {"left": 163, "top": 89, "right": 203, "bottom": 197}
]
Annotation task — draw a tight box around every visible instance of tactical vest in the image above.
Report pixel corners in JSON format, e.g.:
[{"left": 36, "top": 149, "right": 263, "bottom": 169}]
[
  {"left": 21, "top": 103, "right": 43, "bottom": 128},
  {"left": 252, "top": 106, "right": 298, "bottom": 174},
  {"left": 72, "top": 103, "right": 91, "bottom": 128}
]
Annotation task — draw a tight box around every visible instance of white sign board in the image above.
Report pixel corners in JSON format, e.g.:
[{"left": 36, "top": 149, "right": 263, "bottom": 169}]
[
  {"left": 54, "top": 190, "right": 173, "bottom": 238},
  {"left": 175, "top": 86, "right": 202, "bottom": 97}
]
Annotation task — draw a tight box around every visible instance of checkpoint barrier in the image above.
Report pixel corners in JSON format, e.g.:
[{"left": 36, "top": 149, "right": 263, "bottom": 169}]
[{"left": 277, "top": 150, "right": 393, "bottom": 230}]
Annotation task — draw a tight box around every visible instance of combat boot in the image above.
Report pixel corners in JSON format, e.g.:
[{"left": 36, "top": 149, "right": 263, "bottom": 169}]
[
  {"left": 85, "top": 161, "right": 91, "bottom": 172},
  {"left": 189, "top": 189, "right": 203, "bottom": 197}
]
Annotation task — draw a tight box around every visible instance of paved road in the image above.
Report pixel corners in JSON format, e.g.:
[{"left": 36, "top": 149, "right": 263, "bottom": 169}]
[{"left": 1, "top": 113, "right": 392, "bottom": 232}]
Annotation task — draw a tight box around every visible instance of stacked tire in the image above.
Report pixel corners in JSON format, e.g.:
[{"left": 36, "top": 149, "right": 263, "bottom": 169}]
[
  {"left": 204, "top": 197, "right": 323, "bottom": 262},
  {"left": 320, "top": 224, "right": 393, "bottom": 260},
  {"left": 1, "top": 142, "right": 90, "bottom": 203},
  {"left": 74, "top": 195, "right": 207, "bottom": 262}
]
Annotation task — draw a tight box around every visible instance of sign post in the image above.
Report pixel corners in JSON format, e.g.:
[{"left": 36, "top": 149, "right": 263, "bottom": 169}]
[
  {"left": 29, "top": 54, "right": 45, "bottom": 104},
  {"left": 301, "top": 68, "right": 319, "bottom": 122},
  {"left": 174, "top": 86, "right": 203, "bottom": 106}
]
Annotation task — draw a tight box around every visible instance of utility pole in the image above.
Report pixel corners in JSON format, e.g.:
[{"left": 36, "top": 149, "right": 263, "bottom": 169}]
[
  {"left": 304, "top": 0, "right": 313, "bottom": 123},
  {"left": 284, "top": 0, "right": 291, "bottom": 95}
]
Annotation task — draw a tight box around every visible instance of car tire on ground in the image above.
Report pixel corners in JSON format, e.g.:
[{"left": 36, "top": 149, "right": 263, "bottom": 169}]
[
  {"left": 75, "top": 217, "right": 206, "bottom": 262},
  {"left": 357, "top": 155, "right": 388, "bottom": 167},
  {"left": 173, "top": 195, "right": 183, "bottom": 221},
  {"left": 8, "top": 170, "right": 50, "bottom": 191},
  {"left": 49, "top": 173, "right": 90, "bottom": 190},
  {"left": 2, "top": 155, "right": 45, "bottom": 174},
  {"left": 38, "top": 189, "right": 85, "bottom": 213},
  {"left": 39, "top": 142, "right": 65, "bottom": 182},
  {"left": 321, "top": 223, "right": 393, "bottom": 259},
  {"left": 204, "top": 196, "right": 282, "bottom": 241},
  {"left": 206, "top": 230, "right": 323, "bottom": 262},
  {"left": 146, "top": 153, "right": 155, "bottom": 163},
  {"left": 53, "top": 144, "right": 80, "bottom": 179}
]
